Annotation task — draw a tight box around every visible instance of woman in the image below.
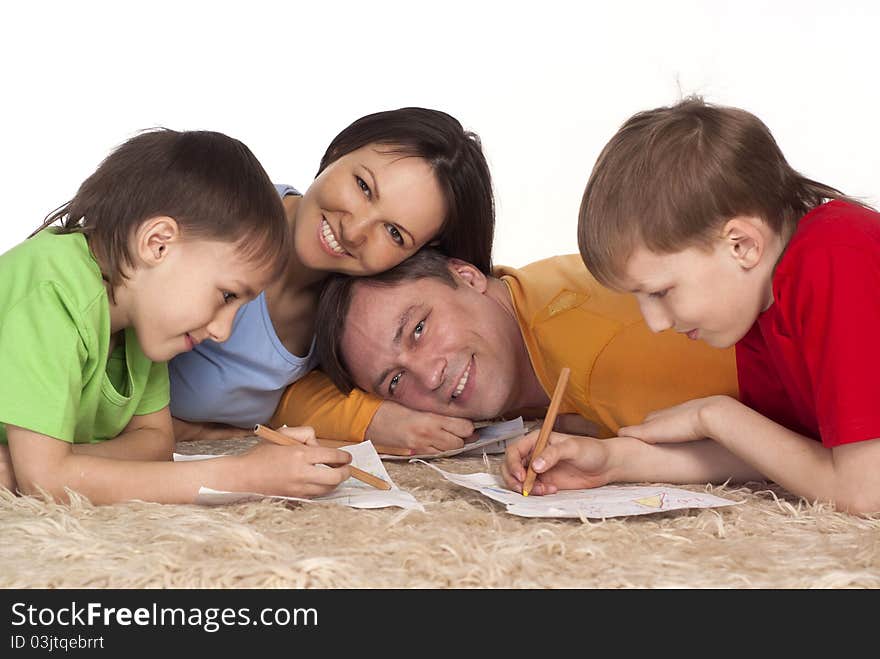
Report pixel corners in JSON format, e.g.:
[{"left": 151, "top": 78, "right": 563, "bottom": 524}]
[{"left": 169, "top": 107, "right": 495, "bottom": 454}]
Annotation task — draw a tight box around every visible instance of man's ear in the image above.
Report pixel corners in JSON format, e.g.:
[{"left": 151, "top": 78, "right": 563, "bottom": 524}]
[
  {"left": 722, "top": 216, "right": 768, "bottom": 270},
  {"left": 135, "top": 216, "right": 181, "bottom": 266},
  {"left": 447, "top": 258, "right": 488, "bottom": 293}
]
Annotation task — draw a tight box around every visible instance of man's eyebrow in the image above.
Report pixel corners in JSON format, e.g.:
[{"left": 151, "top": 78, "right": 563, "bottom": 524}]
[
  {"left": 373, "top": 304, "right": 417, "bottom": 394},
  {"left": 393, "top": 305, "right": 416, "bottom": 346}
]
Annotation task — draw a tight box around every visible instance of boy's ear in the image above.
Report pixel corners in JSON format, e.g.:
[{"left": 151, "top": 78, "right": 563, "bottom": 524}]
[
  {"left": 722, "top": 216, "right": 767, "bottom": 270},
  {"left": 136, "top": 216, "right": 180, "bottom": 265},
  {"left": 447, "top": 258, "right": 488, "bottom": 293}
]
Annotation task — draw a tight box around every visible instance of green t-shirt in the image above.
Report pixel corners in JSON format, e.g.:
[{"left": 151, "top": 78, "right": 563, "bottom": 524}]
[{"left": 0, "top": 230, "right": 169, "bottom": 444}]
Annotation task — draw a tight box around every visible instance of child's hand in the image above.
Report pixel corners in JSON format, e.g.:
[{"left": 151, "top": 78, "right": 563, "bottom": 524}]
[
  {"left": 501, "top": 429, "right": 613, "bottom": 495},
  {"left": 242, "top": 437, "right": 353, "bottom": 499},
  {"left": 274, "top": 424, "right": 333, "bottom": 448},
  {"left": 618, "top": 395, "right": 731, "bottom": 444},
  {"left": 365, "top": 401, "right": 476, "bottom": 454}
]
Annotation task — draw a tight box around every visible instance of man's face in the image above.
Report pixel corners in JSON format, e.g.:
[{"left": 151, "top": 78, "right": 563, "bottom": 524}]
[{"left": 339, "top": 264, "right": 524, "bottom": 419}]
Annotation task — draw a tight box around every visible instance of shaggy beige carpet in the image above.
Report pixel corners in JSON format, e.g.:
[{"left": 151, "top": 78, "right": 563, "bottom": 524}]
[{"left": 1, "top": 436, "right": 878, "bottom": 589}]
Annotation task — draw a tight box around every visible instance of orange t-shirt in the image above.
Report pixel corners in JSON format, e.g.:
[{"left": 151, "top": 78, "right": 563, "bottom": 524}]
[
  {"left": 274, "top": 255, "right": 739, "bottom": 440},
  {"left": 499, "top": 255, "right": 738, "bottom": 436}
]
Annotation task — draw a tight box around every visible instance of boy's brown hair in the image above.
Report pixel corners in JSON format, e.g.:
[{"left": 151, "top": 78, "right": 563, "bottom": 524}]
[
  {"left": 577, "top": 96, "right": 854, "bottom": 288},
  {"left": 34, "top": 128, "right": 290, "bottom": 297}
]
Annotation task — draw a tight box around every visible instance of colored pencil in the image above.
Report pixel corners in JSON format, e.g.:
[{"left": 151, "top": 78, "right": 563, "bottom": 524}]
[
  {"left": 522, "top": 367, "right": 571, "bottom": 497},
  {"left": 316, "top": 438, "right": 413, "bottom": 457},
  {"left": 253, "top": 424, "right": 392, "bottom": 491}
]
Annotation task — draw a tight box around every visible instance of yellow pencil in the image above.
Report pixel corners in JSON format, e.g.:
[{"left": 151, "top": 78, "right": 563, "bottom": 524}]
[
  {"left": 315, "top": 437, "right": 413, "bottom": 457},
  {"left": 522, "top": 367, "right": 570, "bottom": 497},
  {"left": 253, "top": 424, "right": 392, "bottom": 491}
]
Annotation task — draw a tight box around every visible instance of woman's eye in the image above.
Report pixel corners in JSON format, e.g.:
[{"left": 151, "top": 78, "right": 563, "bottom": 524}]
[
  {"left": 414, "top": 320, "right": 424, "bottom": 339},
  {"left": 222, "top": 291, "right": 238, "bottom": 304},
  {"left": 386, "top": 224, "right": 404, "bottom": 245},
  {"left": 648, "top": 289, "right": 668, "bottom": 299},
  {"left": 389, "top": 372, "right": 402, "bottom": 395},
  {"left": 356, "top": 176, "right": 372, "bottom": 198}
]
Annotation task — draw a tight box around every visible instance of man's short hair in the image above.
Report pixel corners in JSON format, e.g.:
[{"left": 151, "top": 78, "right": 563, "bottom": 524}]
[{"left": 316, "top": 248, "right": 459, "bottom": 394}]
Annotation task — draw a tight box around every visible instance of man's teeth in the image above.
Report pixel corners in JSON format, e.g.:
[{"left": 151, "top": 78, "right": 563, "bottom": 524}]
[
  {"left": 322, "top": 219, "right": 347, "bottom": 255},
  {"left": 452, "top": 362, "right": 471, "bottom": 398}
]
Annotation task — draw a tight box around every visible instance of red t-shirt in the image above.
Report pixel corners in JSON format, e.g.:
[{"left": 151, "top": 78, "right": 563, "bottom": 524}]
[{"left": 736, "top": 200, "right": 880, "bottom": 447}]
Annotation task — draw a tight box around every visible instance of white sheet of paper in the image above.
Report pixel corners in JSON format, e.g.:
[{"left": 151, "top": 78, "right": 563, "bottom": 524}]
[
  {"left": 414, "top": 461, "right": 739, "bottom": 518},
  {"left": 381, "top": 417, "right": 537, "bottom": 460},
  {"left": 174, "top": 441, "right": 424, "bottom": 511}
]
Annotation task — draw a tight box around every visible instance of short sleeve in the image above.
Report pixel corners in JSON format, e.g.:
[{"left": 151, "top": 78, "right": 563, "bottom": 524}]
[
  {"left": 274, "top": 183, "right": 301, "bottom": 198},
  {"left": 0, "top": 283, "right": 86, "bottom": 442},
  {"left": 781, "top": 245, "right": 880, "bottom": 446},
  {"left": 271, "top": 369, "right": 383, "bottom": 441}
]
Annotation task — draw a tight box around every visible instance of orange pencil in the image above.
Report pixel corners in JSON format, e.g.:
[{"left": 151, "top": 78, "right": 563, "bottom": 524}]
[
  {"left": 522, "top": 367, "right": 570, "bottom": 497},
  {"left": 253, "top": 424, "right": 392, "bottom": 491},
  {"left": 316, "top": 437, "right": 413, "bottom": 457}
]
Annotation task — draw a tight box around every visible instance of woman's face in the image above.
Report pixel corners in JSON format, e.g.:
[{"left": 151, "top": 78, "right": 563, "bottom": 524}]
[{"left": 293, "top": 144, "right": 447, "bottom": 276}]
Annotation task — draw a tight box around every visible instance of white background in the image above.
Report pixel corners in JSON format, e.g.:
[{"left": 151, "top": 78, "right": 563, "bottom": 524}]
[{"left": 2, "top": 0, "right": 877, "bottom": 267}]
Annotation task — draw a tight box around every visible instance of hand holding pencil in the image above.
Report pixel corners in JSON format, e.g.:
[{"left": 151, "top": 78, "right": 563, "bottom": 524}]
[
  {"left": 254, "top": 425, "right": 391, "bottom": 491},
  {"left": 228, "top": 425, "right": 355, "bottom": 499},
  {"left": 521, "top": 367, "right": 571, "bottom": 496},
  {"left": 501, "top": 366, "right": 622, "bottom": 496}
]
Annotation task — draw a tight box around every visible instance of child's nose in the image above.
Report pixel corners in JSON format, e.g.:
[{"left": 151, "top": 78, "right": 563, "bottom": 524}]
[
  {"left": 639, "top": 300, "right": 673, "bottom": 333},
  {"left": 206, "top": 310, "right": 235, "bottom": 344}
]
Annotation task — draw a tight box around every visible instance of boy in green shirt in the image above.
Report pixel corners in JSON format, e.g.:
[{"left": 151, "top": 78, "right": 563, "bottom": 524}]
[{"left": 0, "top": 129, "right": 352, "bottom": 504}]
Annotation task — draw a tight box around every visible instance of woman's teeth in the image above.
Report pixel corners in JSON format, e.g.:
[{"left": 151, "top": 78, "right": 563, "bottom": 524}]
[{"left": 322, "top": 219, "right": 347, "bottom": 255}]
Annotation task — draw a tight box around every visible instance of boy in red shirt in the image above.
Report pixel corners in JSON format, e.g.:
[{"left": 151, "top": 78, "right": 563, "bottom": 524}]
[{"left": 504, "top": 97, "right": 880, "bottom": 514}]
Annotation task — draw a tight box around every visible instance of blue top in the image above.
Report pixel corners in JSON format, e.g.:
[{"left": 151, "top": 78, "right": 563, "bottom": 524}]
[{"left": 168, "top": 184, "right": 317, "bottom": 427}]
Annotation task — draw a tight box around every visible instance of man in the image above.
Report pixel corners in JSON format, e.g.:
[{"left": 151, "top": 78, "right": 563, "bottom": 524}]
[{"left": 314, "top": 248, "right": 738, "bottom": 438}]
